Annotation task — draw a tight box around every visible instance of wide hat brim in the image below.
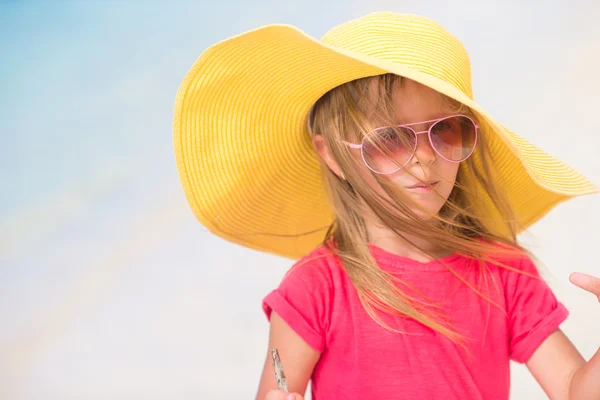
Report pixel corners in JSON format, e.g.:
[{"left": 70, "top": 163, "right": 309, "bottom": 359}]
[{"left": 173, "top": 13, "right": 598, "bottom": 259}]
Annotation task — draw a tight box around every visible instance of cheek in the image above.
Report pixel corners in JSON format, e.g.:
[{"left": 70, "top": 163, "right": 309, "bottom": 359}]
[
  {"left": 349, "top": 153, "right": 403, "bottom": 199},
  {"left": 437, "top": 160, "right": 460, "bottom": 187},
  {"left": 354, "top": 158, "right": 386, "bottom": 194},
  {"left": 434, "top": 161, "right": 460, "bottom": 204}
]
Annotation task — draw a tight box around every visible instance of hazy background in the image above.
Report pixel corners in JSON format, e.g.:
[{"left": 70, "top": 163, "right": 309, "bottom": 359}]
[{"left": 2, "top": 0, "right": 599, "bottom": 399}]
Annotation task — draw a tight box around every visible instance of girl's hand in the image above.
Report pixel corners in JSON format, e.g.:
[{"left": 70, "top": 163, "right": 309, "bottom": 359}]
[
  {"left": 567, "top": 272, "right": 600, "bottom": 399},
  {"left": 264, "top": 389, "right": 304, "bottom": 400},
  {"left": 526, "top": 272, "right": 600, "bottom": 399},
  {"left": 569, "top": 272, "right": 600, "bottom": 301}
]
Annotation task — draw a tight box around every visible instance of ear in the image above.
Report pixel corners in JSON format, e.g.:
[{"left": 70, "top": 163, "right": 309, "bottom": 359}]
[{"left": 312, "top": 134, "right": 345, "bottom": 179}]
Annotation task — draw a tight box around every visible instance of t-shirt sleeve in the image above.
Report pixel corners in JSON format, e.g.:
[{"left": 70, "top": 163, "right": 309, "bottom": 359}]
[
  {"left": 262, "top": 259, "right": 333, "bottom": 352},
  {"left": 502, "top": 255, "right": 569, "bottom": 363}
]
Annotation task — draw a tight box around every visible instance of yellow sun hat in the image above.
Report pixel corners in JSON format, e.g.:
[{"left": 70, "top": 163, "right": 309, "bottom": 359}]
[{"left": 173, "top": 12, "right": 597, "bottom": 259}]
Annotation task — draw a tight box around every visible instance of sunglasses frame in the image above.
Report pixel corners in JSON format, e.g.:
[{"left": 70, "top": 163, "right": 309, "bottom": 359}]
[{"left": 342, "top": 114, "right": 479, "bottom": 175}]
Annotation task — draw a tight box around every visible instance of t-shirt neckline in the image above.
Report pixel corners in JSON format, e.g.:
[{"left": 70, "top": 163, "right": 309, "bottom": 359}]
[{"left": 368, "top": 243, "right": 462, "bottom": 272}]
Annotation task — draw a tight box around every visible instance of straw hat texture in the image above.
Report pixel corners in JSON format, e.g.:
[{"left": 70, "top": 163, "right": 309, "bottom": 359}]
[{"left": 173, "top": 12, "right": 597, "bottom": 259}]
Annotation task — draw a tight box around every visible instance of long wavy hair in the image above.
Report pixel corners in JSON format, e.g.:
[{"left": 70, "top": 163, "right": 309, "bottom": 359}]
[{"left": 308, "top": 73, "right": 529, "bottom": 344}]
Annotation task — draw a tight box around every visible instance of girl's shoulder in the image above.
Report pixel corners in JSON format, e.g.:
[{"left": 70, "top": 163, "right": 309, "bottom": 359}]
[
  {"left": 479, "top": 240, "right": 544, "bottom": 280},
  {"left": 284, "top": 243, "right": 346, "bottom": 282}
]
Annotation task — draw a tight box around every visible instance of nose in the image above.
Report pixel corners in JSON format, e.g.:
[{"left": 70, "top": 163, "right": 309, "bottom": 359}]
[{"left": 410, "top": 131, "right": 436, "bottom": 165}]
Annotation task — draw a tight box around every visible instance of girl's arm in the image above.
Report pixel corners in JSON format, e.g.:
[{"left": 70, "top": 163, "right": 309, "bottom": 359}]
[
  {"left": 526, "top": 329, "right": 585, "bottom": 399},
  {"left": 526, "top": 273, "right": 600, "bottom": 400},
  {"left": 255, "top": 311, "right": 321, "bottom": 400}
]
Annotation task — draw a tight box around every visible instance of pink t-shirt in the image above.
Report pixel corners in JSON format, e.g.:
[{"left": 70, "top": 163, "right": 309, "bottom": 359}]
[{"left": 262, "top": 244, "right": 568, "bottom": 399}]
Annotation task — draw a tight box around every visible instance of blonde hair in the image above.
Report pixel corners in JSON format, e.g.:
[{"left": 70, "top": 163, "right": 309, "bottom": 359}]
[{"left": 309, "top": 73, "right": 528, "bottom": 344}]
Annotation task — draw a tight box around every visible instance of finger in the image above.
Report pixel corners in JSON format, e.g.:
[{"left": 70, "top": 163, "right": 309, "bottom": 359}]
[{"left": 569, "top": 272, "right": 600, "bottom": 300}]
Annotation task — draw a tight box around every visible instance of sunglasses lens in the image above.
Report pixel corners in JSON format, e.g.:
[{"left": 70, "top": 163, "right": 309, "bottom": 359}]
[
  {"left": 362, "top": 127, "right": 415, "bottom": 174},
  {"left": 429, "top": 116, "right": 477, "bottom": 161}
]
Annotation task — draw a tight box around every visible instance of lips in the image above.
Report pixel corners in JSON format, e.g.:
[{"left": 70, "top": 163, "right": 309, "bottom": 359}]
[{"left": 406, "top": 181, "right": 439, "bottom": 189}]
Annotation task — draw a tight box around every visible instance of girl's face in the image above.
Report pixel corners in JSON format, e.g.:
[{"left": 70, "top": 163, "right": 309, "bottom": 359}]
[{"left": 351, "top": 79, "right": 461, "bottom": 218}]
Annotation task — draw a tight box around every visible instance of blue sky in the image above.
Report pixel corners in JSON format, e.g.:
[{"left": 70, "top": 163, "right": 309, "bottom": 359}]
[{"left": 1, "top": 1, "right": 599, "bottom": 399}]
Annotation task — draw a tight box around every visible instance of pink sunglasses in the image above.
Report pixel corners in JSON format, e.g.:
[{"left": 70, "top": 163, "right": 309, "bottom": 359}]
[{"left": 343, "top": 114, "right": 479, "bottom": 175}]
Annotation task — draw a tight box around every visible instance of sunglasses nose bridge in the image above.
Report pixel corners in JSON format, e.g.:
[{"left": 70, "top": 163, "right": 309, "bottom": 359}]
[
  {"left": 410, "top": 129, "right": 437, "bottom": 165},
  {"left": 413, "top": 130, "right": 434, "bottom": 150}
]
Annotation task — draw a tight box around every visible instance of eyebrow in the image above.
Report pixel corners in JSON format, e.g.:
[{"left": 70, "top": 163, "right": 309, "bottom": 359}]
[{"left": 395, "top": 110, "right": 456, "bottom": 125}]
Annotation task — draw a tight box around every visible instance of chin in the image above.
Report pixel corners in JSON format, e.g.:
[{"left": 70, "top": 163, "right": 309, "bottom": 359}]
[
  {"left": 412, "top": 209, "right": 441, "bottom": 220},
  {"left": 402, "top": 191, "right": 445, "bottom": 215},
  {"left": 412, "top": 206, "right": 442, "bottom": 221}
]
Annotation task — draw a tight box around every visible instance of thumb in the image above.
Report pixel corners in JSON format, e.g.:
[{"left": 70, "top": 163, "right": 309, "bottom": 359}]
[
  {"left": 286, "top": 394, "right": 303, "bottom": 400},
  {"left": 569, "top": 272, "right": 600, "bottom": 301}
]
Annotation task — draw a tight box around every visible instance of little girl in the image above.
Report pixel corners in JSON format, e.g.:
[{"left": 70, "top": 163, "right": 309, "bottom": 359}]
[{"left": 172, "top": 12, "right": 600, "bottom": 400}]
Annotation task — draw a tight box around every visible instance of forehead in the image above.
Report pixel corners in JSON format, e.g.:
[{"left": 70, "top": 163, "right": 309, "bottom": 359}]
[
  {"left": 368, "top": 77, "right": 451, "bottom": 124},
  {"left": 394, "top": 80, "right": 449, "bottom": 120}
]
